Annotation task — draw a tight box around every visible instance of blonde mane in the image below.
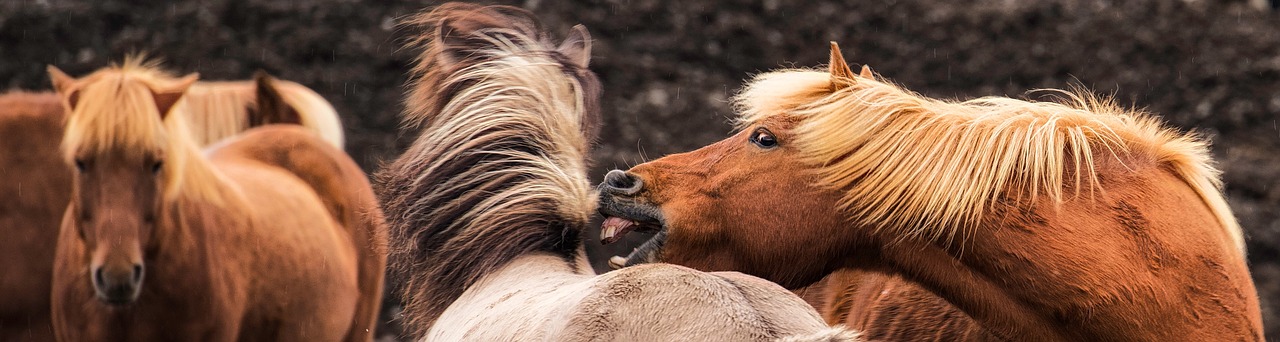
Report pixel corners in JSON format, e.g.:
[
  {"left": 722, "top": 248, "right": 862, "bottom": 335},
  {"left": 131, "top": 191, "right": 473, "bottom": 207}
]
[
  {"left": 734, "top": 70, "right": 1243, "bottom": 253},
  {"left": 182, "top": 82, "right": 253, "bottom": 146},
  {"left": 182, "top": 79, "right": 345, "bottom": 149},
  {"left": 270, "top": 80, "right": 345, "bottom": 148},
  {"left": 57, "top": 58, "right": 228, "bottom": 204}
]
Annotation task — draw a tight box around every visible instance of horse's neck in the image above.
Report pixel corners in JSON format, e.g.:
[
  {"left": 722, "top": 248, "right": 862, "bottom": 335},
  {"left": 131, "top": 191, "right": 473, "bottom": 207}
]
[
  {"left": 429, "top": 253, "right": 593, "bottom": 340},
  {"left": 871, "top": 239, "right": 1067, "bottom": 341}
]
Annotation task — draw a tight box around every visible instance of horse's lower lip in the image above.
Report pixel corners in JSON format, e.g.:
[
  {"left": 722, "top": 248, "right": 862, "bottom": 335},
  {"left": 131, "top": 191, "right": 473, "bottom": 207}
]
[
  {"left": 610, "top": 230, "right": 668, "bottom": 269},
  {"left": 97, "top": 293, "right": 137, "bottom": 306}
]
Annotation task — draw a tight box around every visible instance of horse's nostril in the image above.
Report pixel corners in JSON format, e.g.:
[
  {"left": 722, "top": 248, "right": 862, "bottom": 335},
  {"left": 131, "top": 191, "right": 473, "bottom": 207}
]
[
  {"left": 604, "top": 170, "right": 643, "bottom": 195},
  {"left": 131, "top": 264, "right": 144, "bottom": 285},
  {"left": 93, "top": 267, "right": 105, "bottom": 287}
]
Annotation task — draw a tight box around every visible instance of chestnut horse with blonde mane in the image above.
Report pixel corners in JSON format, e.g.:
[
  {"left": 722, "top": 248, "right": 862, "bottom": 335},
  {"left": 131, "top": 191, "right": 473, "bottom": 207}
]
[
  {"left": 46, "top": 61, "right": 386, "bottom": 341},
  {"left": 599, "top": 43, "right": 1263, "bottom": 340},
  {"left": 0, "top": 72, "right": 345, "bottom": 342},
  {"left": 376, "top": 4, "right": 855, "bottom": 341}
]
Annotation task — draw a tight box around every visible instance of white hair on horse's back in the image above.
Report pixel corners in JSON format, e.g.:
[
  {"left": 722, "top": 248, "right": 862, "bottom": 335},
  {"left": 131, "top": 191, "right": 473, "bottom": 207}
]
[{"left": 734, "top": 70, "right": 1242, "bottom": 253}]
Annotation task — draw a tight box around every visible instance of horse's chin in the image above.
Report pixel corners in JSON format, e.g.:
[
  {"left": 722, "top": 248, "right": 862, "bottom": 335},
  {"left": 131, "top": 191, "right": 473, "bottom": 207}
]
[{"left": 607, "top": 230, "right": 667, "bottom": 269}]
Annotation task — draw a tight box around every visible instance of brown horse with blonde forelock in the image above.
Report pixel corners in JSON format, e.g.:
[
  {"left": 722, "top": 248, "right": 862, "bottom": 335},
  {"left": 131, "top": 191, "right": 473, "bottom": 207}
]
[
  {"left": 0, "top": 72, "right": 345, "bottom": 342},
  {"left": 376, "top": 4, "right": 856, "bottom": 341},
  {"left": 46, "top": 60, "right": 386, "bottom": 341},
  {"left": 599, "top": 43, "right": 1263, "bottom": 341}
]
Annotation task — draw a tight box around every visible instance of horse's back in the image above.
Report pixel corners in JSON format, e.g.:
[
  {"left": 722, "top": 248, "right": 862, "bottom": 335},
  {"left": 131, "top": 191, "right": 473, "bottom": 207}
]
[
  {"left": 0, "top": 91, "right": 65, "bottom": 341},
  {"left": 568, "top": 264, "right": 855, "bottom": 341},
  {"left": 206, "top": 124, "right": 386, "bottom": 342},
  {"left": 997, "top": 156, "right": 1263, "bottom": 340}
]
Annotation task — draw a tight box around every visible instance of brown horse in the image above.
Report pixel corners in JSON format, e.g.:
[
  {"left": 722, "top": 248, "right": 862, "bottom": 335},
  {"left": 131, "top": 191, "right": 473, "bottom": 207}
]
[
  {"left": 0, "top": 91, "right": 68, "bottom": 342},
  {"left": 0, "top": 72, "right": 345, "bottom": 342},
  {"left": 376, "top": 4, "right": 855, "bottom": 341},
  {"left": 46, "top": 60, "right": 386, "bottom": 341},
  {"left": 598, "top": 43, "right": 1263, "bottom": 340}
]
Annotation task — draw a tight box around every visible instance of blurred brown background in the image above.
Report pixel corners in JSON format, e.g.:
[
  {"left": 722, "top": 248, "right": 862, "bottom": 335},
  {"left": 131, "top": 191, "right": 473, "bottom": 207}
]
[{"left": 3, "top": 0, "right": 1277, "bottom": 340}]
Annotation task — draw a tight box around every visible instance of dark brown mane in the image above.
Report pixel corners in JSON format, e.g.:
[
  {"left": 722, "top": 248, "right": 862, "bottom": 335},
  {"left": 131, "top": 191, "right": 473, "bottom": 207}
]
[{"left": 376, "top": 3, "right": 601, "bottom": 337}]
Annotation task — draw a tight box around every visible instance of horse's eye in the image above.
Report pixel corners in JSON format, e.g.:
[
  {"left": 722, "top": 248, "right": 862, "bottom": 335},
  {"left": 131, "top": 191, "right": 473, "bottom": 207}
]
[
  {"left": 749, "top": 128, "right": 778, "bottom": 149},
  {"left": 151, "top": 160, "right": 164, "bottom": 174},
  {"left": 74, "top": 159, "right": 87, "bottom": 172}
]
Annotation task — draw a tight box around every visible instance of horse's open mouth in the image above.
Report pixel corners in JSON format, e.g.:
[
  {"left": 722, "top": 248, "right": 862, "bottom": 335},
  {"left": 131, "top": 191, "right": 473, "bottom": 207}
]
[
  {"left": 597, "top": 195, "right": 667, "bottom": 269},
  {"left": 599, "top": 215, "right": 663, "bottom": 245}
]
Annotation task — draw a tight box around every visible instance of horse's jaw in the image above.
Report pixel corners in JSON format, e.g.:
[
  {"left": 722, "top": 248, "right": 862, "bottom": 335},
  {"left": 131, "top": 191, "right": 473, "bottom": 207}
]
[
  {"left": 606, "top": 230, "right": 667, "bottom": 269},
  {"left": 596, "top": 192, "right": 667, "bottom": 269}
]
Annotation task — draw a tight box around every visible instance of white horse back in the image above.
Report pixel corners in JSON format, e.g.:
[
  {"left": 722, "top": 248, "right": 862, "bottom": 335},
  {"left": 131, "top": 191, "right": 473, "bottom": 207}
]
[{"left": 429, "top": 254, "right": 858, "bottom": 341}]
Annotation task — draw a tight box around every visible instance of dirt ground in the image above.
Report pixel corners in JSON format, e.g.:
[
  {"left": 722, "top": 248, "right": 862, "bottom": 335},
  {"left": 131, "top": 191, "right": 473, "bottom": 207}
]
[{"left": 3, "top": 0, "right": 1277, "bottom": 340}]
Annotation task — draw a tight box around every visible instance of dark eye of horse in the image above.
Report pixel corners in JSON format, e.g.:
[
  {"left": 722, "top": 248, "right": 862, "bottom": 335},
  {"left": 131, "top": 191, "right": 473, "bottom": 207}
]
[
  {"left": 749, "top": 128, "right": 778, "bottom": 149},
  {"left": 151, "top": 160, "right": 163, "bottom": 174},
  {"left": 74, "top": 159, "right": 87, "bottom": 172}
]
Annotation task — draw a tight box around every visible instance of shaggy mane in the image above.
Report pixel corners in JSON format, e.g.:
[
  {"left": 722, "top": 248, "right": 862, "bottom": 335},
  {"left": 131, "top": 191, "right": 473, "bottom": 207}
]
[
  {"left": 58, "top": 56, "right": 228, "bottom": 204},
  {"left": 375, "top": 3, "right": 600, "bottom": 337},
  {"left": 734, "top": 70, "right": 1242, "bottom": 252}
]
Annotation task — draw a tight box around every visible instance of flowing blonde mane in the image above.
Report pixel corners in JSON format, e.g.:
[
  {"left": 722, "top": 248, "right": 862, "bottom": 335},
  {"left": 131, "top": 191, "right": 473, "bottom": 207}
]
[
  {"left": 58, "top": 57, "right": 228, "bottom": 204},
  {"left": 182, "top": 80, "right": 345, "bottom": 148},
  {"left": 181, "top": 82, "right": 253, "bottom": 146},
  {"left": 734, "top": 69, "right": 1243, "bottom": 253}
]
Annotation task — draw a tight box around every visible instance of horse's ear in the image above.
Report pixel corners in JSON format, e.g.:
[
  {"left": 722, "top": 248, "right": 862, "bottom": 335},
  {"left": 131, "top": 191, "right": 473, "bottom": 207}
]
[
  {"left": 828, "top": 42, "right": 857, "bottom": 91},
  {"left": 252, "top": 70, "right": 302, "bottom": 126},
  {"left": 860, "top": 65, "right": 874, "bottom": 79},
  {"left": 47, "top": 65, "right": 81, "bottom": 109},
  {"left": 558, "top": 24, "right": 592, "bottom": 68},
  {"left": 434, "top": 17, "right": 466, "bottom": 67},
  {"left": 152, "top": 73, "right": 198, "bottom": 120}
]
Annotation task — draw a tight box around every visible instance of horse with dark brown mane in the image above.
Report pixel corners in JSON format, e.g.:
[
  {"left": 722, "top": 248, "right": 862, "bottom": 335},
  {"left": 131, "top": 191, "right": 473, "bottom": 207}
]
[
  {"left": 598, "top": 43, "right": 1263, "bottom": 340},
  {"left": 46, "top": 60, "right": 386, "bottom": 341},
  {"left": 376, "top": 4, "right": 856, "bottom": 341},
  {"left": 0, "top": 71, "right": 346, "bottom": 342}
]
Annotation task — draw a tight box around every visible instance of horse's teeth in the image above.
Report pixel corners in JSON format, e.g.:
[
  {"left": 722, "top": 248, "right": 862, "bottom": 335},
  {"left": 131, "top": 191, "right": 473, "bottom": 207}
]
[
  {"left": 600, "top": 217, "right": 636, "bottom": 244},
  {"left": 608, "top": 256, "right": 627, "bottom": 269},
  {"left": 602, "top": 225, "right": 619, "bottom": 240}
]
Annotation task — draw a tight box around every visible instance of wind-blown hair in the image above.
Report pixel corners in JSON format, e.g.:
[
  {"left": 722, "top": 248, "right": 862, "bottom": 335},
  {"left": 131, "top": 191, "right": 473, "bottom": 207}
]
[
  {"left": 57, "top": 57, "right": 226, "bottom": 204},
  {"left": 734, "top": 70, "right": 1242, "bottom": 252},
  {"left": 375, "top": 3, "right": 601, "bottom": 336}
]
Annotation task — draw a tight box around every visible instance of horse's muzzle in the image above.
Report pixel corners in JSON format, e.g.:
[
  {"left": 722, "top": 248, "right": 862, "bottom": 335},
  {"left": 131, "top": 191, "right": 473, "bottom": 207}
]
[
  {"left": 92, "top": 263, "right": 144, "bottom": 306},
  {"left": 600, "top": 169, "right": 643, "bottom": 196}
]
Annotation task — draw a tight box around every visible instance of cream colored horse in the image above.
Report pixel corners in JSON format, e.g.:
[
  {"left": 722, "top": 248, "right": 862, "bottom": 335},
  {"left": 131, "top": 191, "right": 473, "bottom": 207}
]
[{"left": 376, "top": 4, "right": 858, "bottom": 341}]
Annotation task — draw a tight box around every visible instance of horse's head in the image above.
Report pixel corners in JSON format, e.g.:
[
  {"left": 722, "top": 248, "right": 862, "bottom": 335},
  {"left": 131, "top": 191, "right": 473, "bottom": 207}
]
[
  {"left": 49, "top": 62, "right": 197, "bottom": 306},
  {"left": 598, "top": 44, "right": 877, "bottom": 288}
]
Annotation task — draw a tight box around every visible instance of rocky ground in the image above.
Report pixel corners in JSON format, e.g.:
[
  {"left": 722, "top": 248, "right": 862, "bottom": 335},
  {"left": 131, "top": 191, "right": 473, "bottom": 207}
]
[{"left": 3, "top": 0, "right": 1277, "bottom": 339}]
